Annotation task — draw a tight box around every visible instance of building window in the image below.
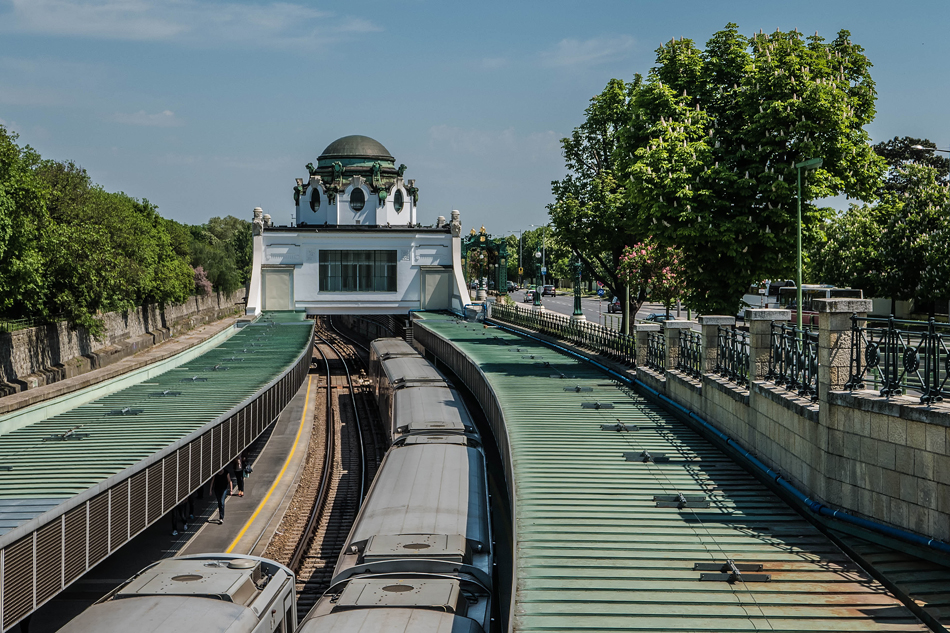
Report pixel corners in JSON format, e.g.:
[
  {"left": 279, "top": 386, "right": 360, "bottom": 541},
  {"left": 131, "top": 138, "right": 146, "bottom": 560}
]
[
  {"left": 350, "top": 188, "right": 365, "bottom": 212},
  {"left": 393, "top": 189, "right": 404, "bottom": 212},
  {"left": 309, "top": 189, "right": 320, "bottom": 212},
  {"left": 319, "top": 250, "right": 397, "bottom": 292}
]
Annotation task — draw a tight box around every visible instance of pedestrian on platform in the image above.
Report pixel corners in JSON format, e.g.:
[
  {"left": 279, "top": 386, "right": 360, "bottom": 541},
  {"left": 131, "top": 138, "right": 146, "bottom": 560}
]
[
  {"left": 209, "top": 468, "right": 233, "bottom": 524},
  {"left": 231, "top": 455, "right": 245, "bottom": 497}
]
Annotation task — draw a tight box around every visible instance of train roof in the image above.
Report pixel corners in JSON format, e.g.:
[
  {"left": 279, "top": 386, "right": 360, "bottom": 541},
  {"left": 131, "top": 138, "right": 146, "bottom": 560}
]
[
  {"left": 298, "top": 608, "right": 484, "bottom": 633},
  {"left": 369, "top": 338, "right": 417, "bottom": 360},
  {"left": 56, "top": 595, "right": 259, "bottom": 633},
  {"left": 380, "top": 356, "right": 445, "bottom": 385},
  {"left": 393, "top": 385, "right": 473, "bottom": 435},
  {"left": 349, "top": 443, "right": 489, "bottom": 549}
]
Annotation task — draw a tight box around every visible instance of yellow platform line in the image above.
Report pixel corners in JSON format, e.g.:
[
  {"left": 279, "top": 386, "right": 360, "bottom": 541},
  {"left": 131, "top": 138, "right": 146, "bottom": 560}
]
[{"left": 226, "top": 375, "right": 312, "bottom": 553}]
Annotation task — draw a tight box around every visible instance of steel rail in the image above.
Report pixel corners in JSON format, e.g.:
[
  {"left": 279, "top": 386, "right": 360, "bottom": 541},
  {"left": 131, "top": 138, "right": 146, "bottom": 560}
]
[
  {"left": 318, "top": 323, "right": 367, "bottom": 502},
  {"left": 288, "top": 338, "right": 335, "bottom": 573}
]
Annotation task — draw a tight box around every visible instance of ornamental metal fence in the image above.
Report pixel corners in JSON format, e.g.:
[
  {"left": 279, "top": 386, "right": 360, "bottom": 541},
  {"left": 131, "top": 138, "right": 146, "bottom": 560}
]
[
  {"left": 845, "top": 315, "right": 950, "bottom": 404},
  {"left": 766, "top": 322, "right": 818, "bottom": 401},
  {"left": 488, "top": 303, "right": 636, "bottom": 366},
  {"left": 677, "top": 329, "right": 703, "bottom": 379},
  {"left": 715, "top": 326, "right": 750, "bottom": 387},
  {"left": 646, "top": 331, "right": 666, "bottom": 373}
]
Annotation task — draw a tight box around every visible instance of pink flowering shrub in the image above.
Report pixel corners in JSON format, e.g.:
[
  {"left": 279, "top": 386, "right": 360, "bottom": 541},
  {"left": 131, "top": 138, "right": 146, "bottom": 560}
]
[
  {"left": 193, "top": 265, "right": 213, "bottom": 296},
  {"left": 617, "top": 238, "right": 686, "bottom": 311}
]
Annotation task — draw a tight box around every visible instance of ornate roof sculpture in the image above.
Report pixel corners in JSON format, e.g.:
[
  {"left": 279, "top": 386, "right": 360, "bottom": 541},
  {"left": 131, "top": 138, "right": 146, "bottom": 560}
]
[{"left": 296, "top": 135, "right": 417, "bottom": 212}]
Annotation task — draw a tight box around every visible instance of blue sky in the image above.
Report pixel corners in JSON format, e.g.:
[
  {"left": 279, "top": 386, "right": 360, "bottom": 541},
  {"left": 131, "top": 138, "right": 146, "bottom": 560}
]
[{"left": 0, "top": 0, "right": 947, "bottom": 234}]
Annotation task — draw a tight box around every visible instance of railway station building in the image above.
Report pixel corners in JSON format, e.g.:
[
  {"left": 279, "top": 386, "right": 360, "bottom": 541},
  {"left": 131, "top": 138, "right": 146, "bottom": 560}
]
[{"left": 245, "top": 135, "right": 470, "bottom": 316}]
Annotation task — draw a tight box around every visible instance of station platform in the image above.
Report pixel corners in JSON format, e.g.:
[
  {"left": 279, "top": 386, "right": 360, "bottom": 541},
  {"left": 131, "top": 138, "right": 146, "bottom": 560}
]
[
  {"left": 26, "top": 370, "right": 318, "bottom": 632},
  {"left": 414, "top": 314, "right": 930, "bottom": 632},
  {"left": 0, "top": 312, "right": 314, "bottom": 631}
]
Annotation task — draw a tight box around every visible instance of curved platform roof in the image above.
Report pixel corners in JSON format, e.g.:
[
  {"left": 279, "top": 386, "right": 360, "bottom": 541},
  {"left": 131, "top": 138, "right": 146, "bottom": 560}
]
[{"left": 414, "top": 315, "right": 929, "bottom": 632}]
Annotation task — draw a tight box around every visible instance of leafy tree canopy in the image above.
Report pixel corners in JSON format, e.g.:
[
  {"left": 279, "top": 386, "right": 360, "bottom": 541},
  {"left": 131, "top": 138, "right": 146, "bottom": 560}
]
[{"left": 617, "top": 24, "right": 885, "bottom": 314}]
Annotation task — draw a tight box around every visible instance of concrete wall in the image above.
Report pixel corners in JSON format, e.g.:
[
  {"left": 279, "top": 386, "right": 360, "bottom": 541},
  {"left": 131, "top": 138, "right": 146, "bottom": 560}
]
[{"left": 0, "top": 290, "right": 245, "bottom": 394}]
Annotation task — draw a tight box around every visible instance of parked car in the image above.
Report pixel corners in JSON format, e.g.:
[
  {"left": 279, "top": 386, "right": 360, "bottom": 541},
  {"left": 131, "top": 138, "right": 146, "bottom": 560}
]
[
  {"left": 469, "top": 279, "right": 478, "bottom": 289},
  {"left": 523, "top": 290, "right": 537, "bottom": 303},
  {"left": 607, "top": 297, "right": 622, "bottom": 313},
  {"left": 506, "top": 281, "right": 517, "bottom": 293},
  {"left": 644, "top": 312, "right": 672, "bottom": 323},
  {"left": 541, "top": 285, "right": 557, "bottom": 296}
]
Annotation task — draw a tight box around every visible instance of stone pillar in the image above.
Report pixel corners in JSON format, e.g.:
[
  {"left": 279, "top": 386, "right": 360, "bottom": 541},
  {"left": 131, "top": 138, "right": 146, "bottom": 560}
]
[
  {"left": 698, "top": 316, "right": 735, "bottom": 373},
  {"left": 634, "top": 323, "right": 660, "bottom": 367},
  {"left": 745, "top": 309, "right": 791, "bottom": 380},
  {"left": 815, "top": 299, "right": 872, "bottom": 400},
  {"left": 663, "top": 320, "right": 694, "bottom": 372}
]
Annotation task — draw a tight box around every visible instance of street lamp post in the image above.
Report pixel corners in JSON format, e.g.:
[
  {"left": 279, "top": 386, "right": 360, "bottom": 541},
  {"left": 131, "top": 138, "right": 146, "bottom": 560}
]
[
  {"left": 571, "top": 255, "right": 585, "bottom": 321},
  {"left": 795, "top": 157, "right": 823, "bottom": 331}
]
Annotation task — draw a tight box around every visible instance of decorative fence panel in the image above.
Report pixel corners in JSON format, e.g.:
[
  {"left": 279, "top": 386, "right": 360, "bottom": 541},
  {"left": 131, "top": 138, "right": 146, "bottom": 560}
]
[
  {"left": 716, "top": 326, "right": 750, "bottom": 387},
  {"left": 846, "top": 315, "right": 950, "bottom": 404},
  {"left": 677, "top": 330, "right": 703, "bottom": 379},
  {"left": 766, "top": 323, "right": 818, "bottom": 401}
]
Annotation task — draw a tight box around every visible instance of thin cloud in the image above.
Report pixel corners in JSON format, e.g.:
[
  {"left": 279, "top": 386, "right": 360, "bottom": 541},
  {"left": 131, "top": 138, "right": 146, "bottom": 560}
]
[
  {"left": 541, "top": 34, "right": 634, "bottom": 68},
  {"left": 1, "top": 0, "right": 380, "bottom": 48},
  {"left": 113, "top": 109, "right": 183, "bottom": 127}
]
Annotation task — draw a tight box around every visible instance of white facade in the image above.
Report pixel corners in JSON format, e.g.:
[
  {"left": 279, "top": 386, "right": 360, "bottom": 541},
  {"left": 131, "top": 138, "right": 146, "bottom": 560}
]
[{"left": 246, "top": 209, "right": 469, "bottom": 316}]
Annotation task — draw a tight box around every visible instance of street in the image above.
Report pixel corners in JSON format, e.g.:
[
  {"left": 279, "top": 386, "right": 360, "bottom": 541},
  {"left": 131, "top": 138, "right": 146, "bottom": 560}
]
[{"left": 501, "top": 289, "right": 675, "bottom": 330}]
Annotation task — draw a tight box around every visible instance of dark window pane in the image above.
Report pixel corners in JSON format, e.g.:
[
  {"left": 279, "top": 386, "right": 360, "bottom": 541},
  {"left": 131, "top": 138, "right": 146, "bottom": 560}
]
[
  {"left": 393, "top": 189, "right": 404, "bottom": 212},
  {"left": 319, "top": 250, "right": 396, "bottom": 293},
  {"left": 309, "top": 189, "right": 320, "bottom": 212},
  {"left": 350, "top": 188, "right": 365, "bottom": 211}
]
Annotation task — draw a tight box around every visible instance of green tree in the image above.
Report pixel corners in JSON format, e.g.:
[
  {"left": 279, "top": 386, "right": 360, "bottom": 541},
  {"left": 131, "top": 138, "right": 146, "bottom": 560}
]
[
  {"left": 617, "top": 24, "right": 885, "bottom": 314},
  {"left": 548, "top": 78, "right": 650, "bottom": 329},
  {"left": 0, "top": 127, "right": 49, "bottom": 319},
  {"left": 618, "top": 239, "right": 687, "bottom": 316},
  {"left": 872, "top": 136, "right": 949, "bottom": 194}
]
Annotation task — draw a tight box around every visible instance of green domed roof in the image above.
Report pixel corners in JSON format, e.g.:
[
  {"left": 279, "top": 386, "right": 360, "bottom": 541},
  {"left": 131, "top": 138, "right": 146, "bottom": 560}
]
[{"left": 318, "top": 135, "right": 394, "bottom": 162}]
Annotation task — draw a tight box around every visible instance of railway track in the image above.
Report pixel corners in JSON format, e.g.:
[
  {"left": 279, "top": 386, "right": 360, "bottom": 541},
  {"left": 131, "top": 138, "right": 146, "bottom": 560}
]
[{"left": 262, "top": 317, "right": 385, "bottom": 619}]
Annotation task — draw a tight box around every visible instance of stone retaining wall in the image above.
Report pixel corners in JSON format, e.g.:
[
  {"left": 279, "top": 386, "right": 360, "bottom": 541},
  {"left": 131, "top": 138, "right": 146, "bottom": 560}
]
[{"left": 0, "top": 290, "right": 245, "bottom": 394}]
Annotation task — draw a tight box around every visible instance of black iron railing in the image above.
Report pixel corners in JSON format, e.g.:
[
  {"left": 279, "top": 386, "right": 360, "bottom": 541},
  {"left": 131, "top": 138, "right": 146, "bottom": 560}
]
[
  {"left": 766, "top": 322, "right": 818, "bottom": 401},
  {"left": 488, "top": 303, "right": 636, "bottom": 366},
  {"left": 845, "top": 315, "right": 950, "bottom": 403},
  {"left": 646, "top": 331, "right": 666, "bottom": 373},
  {"left": 677, "top": 329, "right": 703, "bottom": 379},
  {"left": 715, "top": 326, "right": 750, "bottom": 387}
]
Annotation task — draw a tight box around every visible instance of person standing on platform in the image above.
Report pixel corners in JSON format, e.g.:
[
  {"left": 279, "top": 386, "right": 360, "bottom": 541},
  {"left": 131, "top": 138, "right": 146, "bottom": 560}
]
[
  {"left": 231, "top": 455, "right": 245, "bottom": 497},
  {"left": 209, "top": 468, "right": 233, "bottom": 524}
]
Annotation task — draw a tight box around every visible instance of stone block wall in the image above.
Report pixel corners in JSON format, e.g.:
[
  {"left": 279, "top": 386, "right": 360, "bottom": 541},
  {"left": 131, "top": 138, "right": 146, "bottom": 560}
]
[
  {"left": 0, "top": 290, "right": 245, "bottom": 394},
  {"left": 641, "top": 300, "right": 950, "bottom": 543}
]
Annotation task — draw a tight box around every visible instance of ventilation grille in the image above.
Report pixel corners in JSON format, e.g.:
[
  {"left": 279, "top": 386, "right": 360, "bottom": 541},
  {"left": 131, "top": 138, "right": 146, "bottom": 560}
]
[
  {"left": 212, "top": 426, "right": 222, "bottom": 472},
  {"left": 189, "top": 439, "right": 201, "bottom": 492},
  {"left": 128, "top": 471, "right": 147, "bottom": 537},
  {"left": 201, "top": 432, "right": 211, "bottom": 482},
  {"left": 163, "top": 454, "right": 177, "bottom": 514},
  {"left": 35, "top": 519, "right": 62, "bottom": 604},
  {"left": 227, "top": 417, "right": 237, "bottom": 465},
  {"left": 109, "top": 480, "right": 129, "bottom": 551},
  {"left": 178, "top": 444, "right": 190, "bottom": 504},
  {"left": 3, "top": 535, "right": 34, "bottom": 630},
  {"left": 146, "top": 463, "right": 163, "bottom": 524},
  {"left": 87, "top": 493, "right": 109, "bottom": 566},
  {"left": 62, "top": 504, "right": 87, "bottom": 585}
]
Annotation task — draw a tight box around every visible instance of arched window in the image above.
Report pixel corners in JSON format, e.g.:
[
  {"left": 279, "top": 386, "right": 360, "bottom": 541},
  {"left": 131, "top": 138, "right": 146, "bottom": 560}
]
[
  {"left": 309, "top": 189, "right": 320, "bottom": 212},
  {"left": 393, "top": 189, "right": 404, "bottom": 212},
  {"left": 350, "top": 188, "right": 365, "bottom": 212}
]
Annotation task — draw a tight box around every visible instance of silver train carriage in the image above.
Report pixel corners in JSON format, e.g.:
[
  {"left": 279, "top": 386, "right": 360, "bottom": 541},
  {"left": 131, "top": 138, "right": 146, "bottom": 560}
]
[
  {"left": 367, "top": 338, "right": 420, "bottom": 401},
  {"left": 299, "top": 441, "right": 493, "bottom": 633},
  {"left": 56, "top": 554, "right": 296, "bottom": 633}
]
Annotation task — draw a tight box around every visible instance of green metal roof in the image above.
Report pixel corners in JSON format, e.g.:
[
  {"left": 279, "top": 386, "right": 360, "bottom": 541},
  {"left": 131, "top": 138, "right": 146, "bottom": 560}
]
[
  {"left": 0, "top": 312, "right": 312, "bottom": 536},
  {"left": 415, "top": 316, "right": 927, "bottom": 632}
]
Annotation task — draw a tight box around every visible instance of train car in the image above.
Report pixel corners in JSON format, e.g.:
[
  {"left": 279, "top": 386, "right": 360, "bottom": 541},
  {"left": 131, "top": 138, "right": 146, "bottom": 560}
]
[
  {"left": 56, "top": 554, "right": 296, "bottom": 633},
  {"left": 391, "top": 384, "right": 479, "bottom": 447},
  {"left": 300, "top": 441, "right": 493, "bottom": 633},
  {"left": 367, "top": 338, "right": 418, "bottom": 398},
  {"left": 375, "top": 354, "right": 448, "bottom": 442}
]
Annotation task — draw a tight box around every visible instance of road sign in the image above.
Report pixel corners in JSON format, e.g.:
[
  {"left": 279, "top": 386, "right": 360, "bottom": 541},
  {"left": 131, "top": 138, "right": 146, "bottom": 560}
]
[
  {"left": 597, "top": 289, "right": 605, "bottom": 296},
  {"left": 597, "top": 281, "right": 604, "bottom": 287},
  {"left": 541, "top": 266, "right": 547, "bottom": 275},
  {"left": 518, "top": 267, "right": 523, "bottom": 275}
]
